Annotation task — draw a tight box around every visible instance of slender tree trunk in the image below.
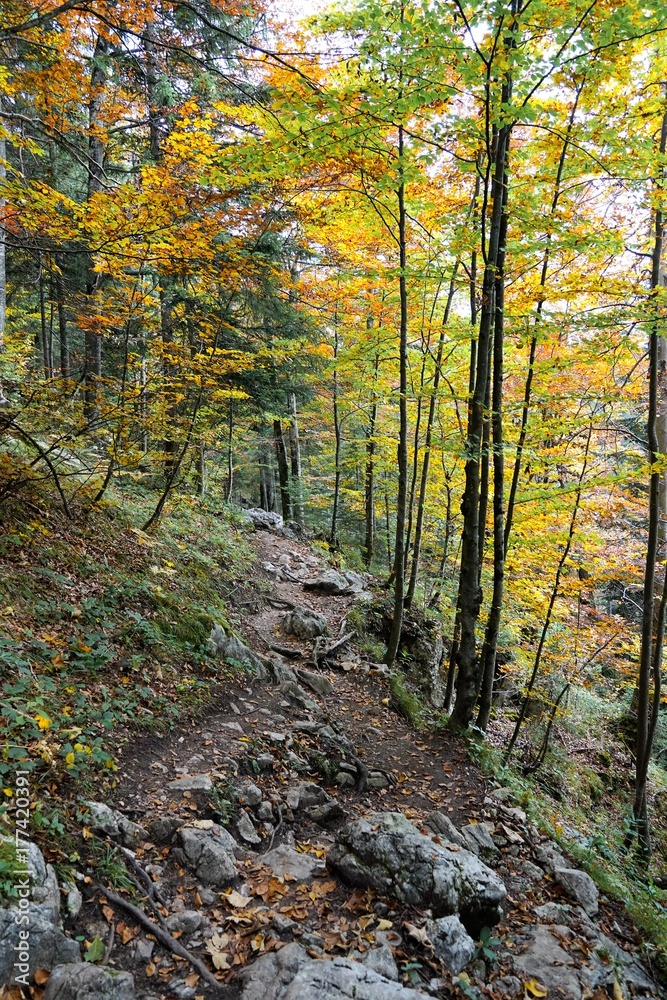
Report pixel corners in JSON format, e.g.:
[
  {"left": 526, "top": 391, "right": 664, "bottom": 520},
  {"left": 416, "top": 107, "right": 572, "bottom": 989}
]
[
  {"left": 331, "top": 321, "right": 342, "bottom": 547},
  {"left": 273, "top": 418, "right": 292, "bottom": 521},
  {"left": 364, "top": 391, "right": 378, "bottom": 568},
  {"left": 630, "top": 96, "right": 667, "bottom": 856},
  {"left": 160, "top": 286, "right": 178, "bottom": 476},
  {"left": 386, "top": 124, "right": 409, "bottom": 668},
  {"left": 477, "top": 147, "right": 511, "bottom": 730},
  {"left": 289, "top": 392, "right": 304, "bottom": 527},
  {"left": 0, "top": 133, "right": 5, "bottom": 357},
  {"left": 38, "top": 256, "right": 49, "bottom": 376},
  {"left": 384, "top": 471, "right": 392, "bottom": 573},
  {"left": 55, "top": 257, "right": 70, "bottom": 379},
  {"left": 225, "top": 403, "right": 234, "bottom": 502},
  {"left": 450, "top": 122, "right": 511, "bottom": 727},
  {"left": 83, "top": 34, "right": 107, "bottom": 422}
]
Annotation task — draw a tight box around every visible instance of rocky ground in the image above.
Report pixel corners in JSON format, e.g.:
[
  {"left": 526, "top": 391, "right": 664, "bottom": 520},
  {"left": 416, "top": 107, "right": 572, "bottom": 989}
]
[{"left": 1, "top": 521, "right": 663, "bottom": 1000}]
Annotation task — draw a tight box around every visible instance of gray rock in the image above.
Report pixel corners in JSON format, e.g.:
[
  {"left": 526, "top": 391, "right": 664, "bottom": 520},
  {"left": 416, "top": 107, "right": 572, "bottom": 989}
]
[
  {"left": 554, "top": 867, "right": 599, "bottom": 917},
  {"left": 0, "top": 906, "right": 81, "bottom": 985},
  {"left": 167, "top": 980, "right": 196, "bottom": 1000},
  {"left": 237, "top": 812, "right": 262, "bottom": 845},
  {"left": 460, "top": 824, "right": 499, "bottom": 859},
  {"left": 295, "top": 668, "right": 334, "bottom": 696},
  {"left": 44, "top": 963, "right": 134, "bottom": 1000},
  {"left": 261, "top": 844, "right": 326, "bottom": 881},
  {"left": 135, "top": 937, "right": 155, "bottom": 962},
  {"left": 492, "top": 976, "right": 521, "bottom": 997},
  {"left": 327, "top": 812, "right": 506, "bottom": 932},
  {"left": 301, "top": 931, "right": 325, "bottom": 950},
  {"left": 209, "top": 627, "right": 267, "bottom": 676},
  {"left": 62, "top": 881, "right": 83, "bottom": 919},
  {"left": 257, "top": 801, "right": 275, "bottom": 822},
  {"left": 165, "top": 910, "right": 204, "bottom": 934},
  {"left": 286, "top": 781, "right": 331, "bottom": 811},
  {"left": 336, "top": 772, "right": 356, "bottom": 789},
  {"left": 361, "top": 945, "right": 399, "bottom": 981},
  {"left": 256, "top": 753, "right": 276, "bottom": 772},
  {"left": 344, "top": 571, "right": 367, "bottom": 592},
  {"left": 239, "top": 942, "right": 426, "bottom": 1000},
  {"left": 425, "top": 916, "right": 475, "bottom": 974},
  {"left": 518, "top": 860, "right": 544, "bottom": 884},
  {"left": 272, "top": 914, "right": 297, "bottom": 939},
  {"left": 0, "top": 836, "right": 81, "bottom": 985},
  {"left": 238, "top": 781, "right": 263, "bottom": 806},
  {"left": 367, "top": 772, "right": 389, "bottom": 790},
  {"left": 82, "top": 802, "right": 147, "bottom": 847},
  {"left": 424, "top": 813, "right": 467, "bottom": 848},
  {"left": 222, "top": 721, "right": 245, "bottom": 734},
  {"left": 533, "top": 841, "right": 569, "bottom": 874},
  {"left": 512, "top": 925, "right": 582, "bottom": 998},
  {"left": 305, "top": 801, "right": 347, "bottom": 826},
  {"left": 283, "top": 608, "right": 329, "bottom": 639},
  {"left": 303, "top": 571, "right": 350, "bottom": 595},
  {"left": 167, "top": 774, "right": 213, "bottom": 792},
  {"left": 175, "top": 824, "right": 239, "bottom": 885},
  {"left": 149, "top": 816, "right": 185, "bottom": 843},
  {"left": 242, "top": 508, "right": 284, "bottom": 531}
]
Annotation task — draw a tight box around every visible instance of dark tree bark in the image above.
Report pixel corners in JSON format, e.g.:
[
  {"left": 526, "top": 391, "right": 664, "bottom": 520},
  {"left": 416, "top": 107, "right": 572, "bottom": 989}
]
[
  {"left": 289, "top": 392, "right": 304, "bottom": 527},
  {"left": 83, "top": 33, "right": 108, "bottom": 422},
  {"left": 273, "top": 418, "right": 292, "bottom": 521},
  {"left": 385, "top": 124, "right": 409, "bottom": 668}
]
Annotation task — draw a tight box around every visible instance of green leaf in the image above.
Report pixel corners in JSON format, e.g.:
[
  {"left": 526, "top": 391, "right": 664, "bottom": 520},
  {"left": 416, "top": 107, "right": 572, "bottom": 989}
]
[{"left": 84, "top": 936, "right": 106, "bottom": 963}]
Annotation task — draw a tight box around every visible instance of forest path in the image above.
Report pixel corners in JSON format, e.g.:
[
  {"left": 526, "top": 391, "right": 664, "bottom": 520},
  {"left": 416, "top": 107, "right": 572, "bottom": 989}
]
[{"left": 70, "top": 525, "right": 660, "bottom": 1000}]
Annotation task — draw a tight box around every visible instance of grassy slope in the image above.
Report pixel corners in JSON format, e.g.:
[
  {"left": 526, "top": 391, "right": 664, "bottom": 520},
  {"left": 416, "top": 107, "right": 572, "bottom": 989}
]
[{"left": 0, "top": 482, "right": 256, "bottom": 851}]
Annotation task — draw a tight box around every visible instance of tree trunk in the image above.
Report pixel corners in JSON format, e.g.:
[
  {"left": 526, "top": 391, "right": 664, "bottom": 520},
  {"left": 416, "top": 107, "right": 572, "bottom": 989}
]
[
  {"left": 225, "top": 403, "right": 234, "bottom": 502},
  {"left": 55, "top": 257, "right": 70, "bottom": 379},
  {"left": 331, "top": 320, "right": 342, "bottom": 547},
  {"left": 630, "top": 96, "right": 667, "bottom": 856},
  {"left": 364, "top": 392, "right": 378, "bottom": 569},
  {"left": 273, "top": 418, "right": 292, "bottom": 521},
  {"left": 83, "top": 34, "right": 108, "bottom": 422},
  {"left": 450, "top": 121, "right": 511, "bottom": 728},
  {"left": 289, "top": 392, "right": 304, "bottom": 527},
  {"left": 385, "top": 124, "right": 409, "bottom": 669},
  {"left": 476, "top": 148, "right": 510, "bottom": 730}
]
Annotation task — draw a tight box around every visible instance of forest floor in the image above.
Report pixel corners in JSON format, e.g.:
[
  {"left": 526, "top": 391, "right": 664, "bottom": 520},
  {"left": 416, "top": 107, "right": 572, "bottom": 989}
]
[{"left": 31, "top": 523, "right": 663, "bottom": 1000}]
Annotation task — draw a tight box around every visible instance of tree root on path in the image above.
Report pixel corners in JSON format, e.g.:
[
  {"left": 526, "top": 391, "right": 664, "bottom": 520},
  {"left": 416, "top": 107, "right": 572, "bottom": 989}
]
[{"left": 94, "top": 884, "right": 223, "bottom": 993}]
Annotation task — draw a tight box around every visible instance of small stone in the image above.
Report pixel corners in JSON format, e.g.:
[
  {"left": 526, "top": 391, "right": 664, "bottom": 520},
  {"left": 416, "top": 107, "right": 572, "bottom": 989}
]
[
  {"left": 362, "top": 944, "right": 399, "bottom": 981},
  {"left": 222, "top": 721, "right": 245, "bottom": 734},
  {"left": 305, "top": 801, "right": 347, "bottom": 826},
  {"left": 135, "top": 937, "right": 155, "bottom": 962},
  {"left": 167, "top": 774, "right": 213, "bottom": 792},
  {"left": 426, "top": 915, "right": 476, "bottom": 974},
  {"left": 149, "top": 816, "right": 186, "bottom": 843},
  {"left": 554, "top": 867, "right": 599, "bottom": 916},
  {"left": 238, "top": 781, "right": 263, "bottom": 806},
  {"left": 236, "top": 812, "right": 262, "bottom": 845},
  {"left": 261, "top": 844, "right": 326, "bottom": 881},
  {"left": 197, "top": 887, "right": 217, "bottom": 906},
  {"left": 271, "top": 914, "right": 297, "bottom": 939},
  {"left": 44, "top": 964, "right": 134, "bottom": 1000},
  {"left": 257, "top": 800, "right": 274, "bottom": 822},
  {"left": 82, "top": 801, "right": 147, "bottom": 847},
  {"left": 460, "top": 823, "right": 499, "bottom": 859},
  {"left": 165, "top": 910, "right": 204, "bottom": 934},
  {"left": 256, "top": 754, "right": 275, "bottom": 772},
  {"left": 367, "top": 771, "right": 389, "bottom": 789},
  {"left": 301, "top": 931, "right": 324, "bottom": 950},
  {"left": 335, "top": 772, "right": 355, "bottom": 788},
  {"left": 295, "top": 668, "right": 334, "bottom": 696},
  {"left": 493, "top": 976, "right": 522, "bottom": 997}
]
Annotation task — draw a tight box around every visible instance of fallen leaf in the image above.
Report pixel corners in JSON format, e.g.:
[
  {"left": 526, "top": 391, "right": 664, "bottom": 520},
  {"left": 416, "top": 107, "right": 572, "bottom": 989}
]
[
  {"left": 185, "top": 972, "right": 200, "bottom": 988},
  {"left": 524, "top": 978, "right": 548, "bottom": 997},
  {"left": 224, "top": 890, "right": 251, "bottom": 908},
  {"left": 404, "top": 922, "right": 430, "bottom": 946},
  {"left": 145, "top": 962, "right": 157, "bottom": 978},
  {"left": 376, "top": 919, "right": 393, "bottom": 931},
  {"left": 34, "top": 970, "right": 50, "bottom": 985}
]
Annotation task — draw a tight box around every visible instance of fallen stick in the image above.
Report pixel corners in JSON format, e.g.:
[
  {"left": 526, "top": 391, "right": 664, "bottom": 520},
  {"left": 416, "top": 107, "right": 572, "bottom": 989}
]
[
  {"left": 94, "top": 884, "right": 222, "bottom": 992},
  {"left": 119, "top": 846, "right": 168, "bottom": 906},
  {"left": 314, "top": 631, "right": 355, "bottom": 666}
]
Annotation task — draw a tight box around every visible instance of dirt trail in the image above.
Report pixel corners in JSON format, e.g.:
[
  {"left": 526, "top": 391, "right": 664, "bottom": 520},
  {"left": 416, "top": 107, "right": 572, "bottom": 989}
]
[{"left": 73, "top": 526, "right": 660, "bottom": 1000}]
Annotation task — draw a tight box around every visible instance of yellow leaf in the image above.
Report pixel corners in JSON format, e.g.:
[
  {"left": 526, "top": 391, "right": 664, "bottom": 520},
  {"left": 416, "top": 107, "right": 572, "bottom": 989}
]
[
  {"left": 224, "top": 889, "right": 251, "bottom": 908},
  {"left": 35, "top": 714, "right": 51, "bottom": 730},
  {"left": 65, "top": 752, "right": 75, "bottom": 765},
  {"left": 524, "top": 979, "right": 548, "bottom": 997},
  {"left": 376, "top": 919, "right": 393, "bottom": 931}
]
